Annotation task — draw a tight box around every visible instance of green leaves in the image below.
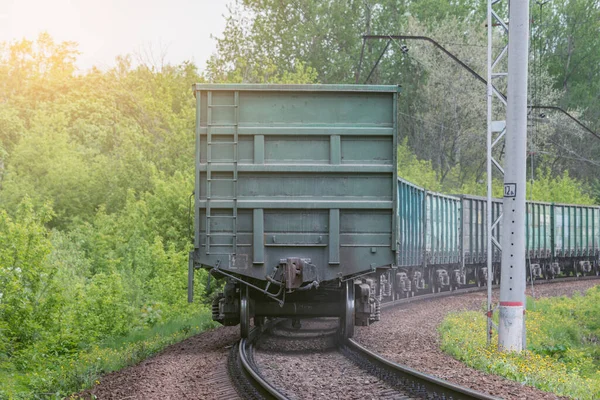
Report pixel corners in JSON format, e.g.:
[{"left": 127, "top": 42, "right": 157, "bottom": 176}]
[
  {"left": 0, "top": 33, "right": 211, "bottom": 396},
  {"left": 0, "top": 199, "right": 57, "bottom": 355}
]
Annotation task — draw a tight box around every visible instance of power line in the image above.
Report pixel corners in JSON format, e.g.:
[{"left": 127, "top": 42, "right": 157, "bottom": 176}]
[
  {"left": 359, "top": 34, "right": 600, "bottom": 142},
  {"left": 539, "top": 146, "right": 600, "bottom": 167}
]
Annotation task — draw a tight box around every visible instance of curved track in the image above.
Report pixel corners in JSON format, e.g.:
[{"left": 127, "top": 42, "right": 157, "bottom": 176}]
[
  {"left": 229, "top": 323, "right": 288, "bottom": 400},
  {"left": 236, "top": 317, "right": 500, "bottom": 400},
  {"left": 231, "top": 276, "right": 600, "bottom": 400},
  {"left": 79, "top": 277, "right": 598, "bottom": 399}
]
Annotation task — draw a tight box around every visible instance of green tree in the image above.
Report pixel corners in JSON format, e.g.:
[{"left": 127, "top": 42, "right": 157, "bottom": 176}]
[
  {"left": 533, "top": 0, "right": 600, "bottom": 129},
  {"left": 0, "top": 32, "right": 79, "bottom": 104}
]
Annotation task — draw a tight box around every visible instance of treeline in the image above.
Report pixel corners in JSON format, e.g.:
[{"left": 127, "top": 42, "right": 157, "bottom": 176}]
[
  {"left": 209, "top": 0, "right": 600, "bottom": 197},
  {"left": 0, "top": 34, "right": 213, "bottom": 396},
  {"left": 0, "top": 33, "right": 324, "bottom": 398}
]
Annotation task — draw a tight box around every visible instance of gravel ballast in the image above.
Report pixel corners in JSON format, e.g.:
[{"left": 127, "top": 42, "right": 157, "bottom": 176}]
[
  {"left": 254, "top": 319, "right": 416, "bottom": 400},
  {"left": 79, "top": 326, "right": 240, "bottom": 400},
  {"left": 78, "top": 279, "right": 598, "bottom": 399}
]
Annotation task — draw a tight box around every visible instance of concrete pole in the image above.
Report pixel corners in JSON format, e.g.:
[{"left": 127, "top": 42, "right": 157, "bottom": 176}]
[{"left": 498, "top": 0, "right": 530, "bottom": 352}]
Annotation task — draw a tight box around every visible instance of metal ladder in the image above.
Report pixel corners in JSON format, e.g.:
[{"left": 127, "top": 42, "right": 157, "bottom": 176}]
[{"left": 205, "top": 91, "right": 239, "bottom": 256}]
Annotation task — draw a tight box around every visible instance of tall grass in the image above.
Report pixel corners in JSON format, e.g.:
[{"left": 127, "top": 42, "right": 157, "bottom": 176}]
[
  {"left": 0, "top": 309, "right": 217, "bottom": 400},
  {"left": 439, "top": 286, "right": 600, "bottom": 399}
]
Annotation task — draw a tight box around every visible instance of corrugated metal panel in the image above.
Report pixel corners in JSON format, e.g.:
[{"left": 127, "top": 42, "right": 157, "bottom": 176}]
[
  {"left": 397, "top": 178, "right": 425, "bottom": 267},
  {"left": 426, "top": 192, "right": 461, "bottom": 265},
  {"left": 553, "top": 204, "right": 599, "bottom": 257},
  {"left": 592, "top": 208, "right": 600, "bottom": 255},
  {"left": 526, "top": 202, "right": 553, "bottom": 258}
]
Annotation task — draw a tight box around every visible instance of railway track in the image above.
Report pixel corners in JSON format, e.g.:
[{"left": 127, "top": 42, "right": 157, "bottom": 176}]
[
  {"left": 230, "top": 276, "right": 599, "bottom": 400},
  {"left": 230, "top": 319, "right": 499, "bottom": 399},
  {"left": 338, "top": 277, "right": 600, "bottom": 399},
  {"left": 339, "top": 339, "right": 498, "bottom": 400},
  {"left": 228, "top": 320, "right": 288, "bottom": 400}
]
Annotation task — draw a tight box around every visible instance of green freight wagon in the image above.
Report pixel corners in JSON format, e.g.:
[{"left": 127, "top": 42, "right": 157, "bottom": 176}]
[
  {"left": 188, "top": 84, "right": 400, "bottom": 338},
  {"left": 425, "top": 191, "right": 461, "bottom": 290},
  {"left": 549, "top": 203, "right": 599, "bottom": 277},
  {"left": 396, "top": 177, "right": 461, "bottom": 295}
]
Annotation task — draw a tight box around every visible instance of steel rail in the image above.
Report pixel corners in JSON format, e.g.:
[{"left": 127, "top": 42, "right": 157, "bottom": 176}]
[
  {"left": 238, "top": 337, "right": 289, "bottom": 400},
  {"left": 232, "top": 321, "right": 290, "bottom": 400},
  {"left": 344, "top": 338, "right": 500, "bottom": 400},
  {"left": 339, "top": 275, "right": 600, "bottom": 399}
]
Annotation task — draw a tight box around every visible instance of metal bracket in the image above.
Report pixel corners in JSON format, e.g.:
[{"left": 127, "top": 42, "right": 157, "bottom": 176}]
[{"left": 210, "top": 266, "right": 285, "bottom": 306}]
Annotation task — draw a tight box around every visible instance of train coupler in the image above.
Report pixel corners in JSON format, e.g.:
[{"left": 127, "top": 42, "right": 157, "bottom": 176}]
[{"left": 280, "top": 257, "right": 318, "bottom": 291}]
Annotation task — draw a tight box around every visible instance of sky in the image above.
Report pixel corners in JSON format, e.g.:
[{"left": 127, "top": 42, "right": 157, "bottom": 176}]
[{"left": 0, "top": 0, "right": 230, "bottom": 72}]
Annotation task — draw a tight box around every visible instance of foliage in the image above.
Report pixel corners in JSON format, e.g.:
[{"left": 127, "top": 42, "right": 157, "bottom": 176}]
[
  {"left": 210, "top": 0, "right": 600, "bottom": 193},
  {"left": 398, "top": 138, "right": 593, "bottom": 205},
  {"left": 397, "top": 138, "right": 441, "bottom": 191},
  {"left": 0, "top": 310, "right": 216, "bottom": 399},
  {"left": 532, "top": 0, "right": 600, "bottom": 131},
  {"left": 0, "top": 30, "right": 326, "bottom": 398},
  {"left": 439, "top": 287, "right": 600, "bottom": 399},
  {"left": 526, "top": 168, "right": 595, "bottom": 205},
  {"left": 0, "top": 200, "right": 57, "bottom": 357}
]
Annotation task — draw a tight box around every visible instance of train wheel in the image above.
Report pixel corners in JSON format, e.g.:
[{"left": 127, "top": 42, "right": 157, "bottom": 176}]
[
  {"left": 240, "top": 285, "right": 250, "bottom": 338},
  {"left": 340, "top": 280, "right": 355, "bottom": 339}
]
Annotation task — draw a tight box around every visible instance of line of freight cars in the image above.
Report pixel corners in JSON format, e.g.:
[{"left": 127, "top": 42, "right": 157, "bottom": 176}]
[
  {"left": 188, "top": 84, "right": 599, "bottom": 339},
  {"left": 394, "top": 177, "right": 600, "bottom": 297}
]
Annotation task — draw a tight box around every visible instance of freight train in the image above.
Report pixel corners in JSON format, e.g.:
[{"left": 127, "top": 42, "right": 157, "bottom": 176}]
[{"left": 187, "top": 84, "right": 599, "bottom": 338}]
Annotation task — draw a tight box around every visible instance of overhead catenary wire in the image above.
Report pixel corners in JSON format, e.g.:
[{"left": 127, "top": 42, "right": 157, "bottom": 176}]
[
  {"left": 359, "top": 34, "right": 600, "bottom": 142},
  {"left": 365, "top": 33, "right": 600, "bottom": 180},
  {"left": 536, "top": 150, "right": 600, "bottom": 167},
  {"left": 376, "top": 34, "right": 600, "bottom": 170}
]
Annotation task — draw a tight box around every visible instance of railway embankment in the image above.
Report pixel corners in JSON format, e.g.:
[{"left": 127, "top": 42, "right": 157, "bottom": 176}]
[
  {"left": 440, "top": 284, "right": 600, "bottom": 399},
  {"left": 354, "top": 279, "right": 599, "bottom": 400},
  {"left": 75, "top": 279, "right": 598, "bottom": 399}
]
